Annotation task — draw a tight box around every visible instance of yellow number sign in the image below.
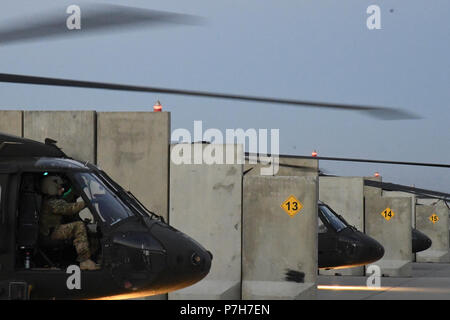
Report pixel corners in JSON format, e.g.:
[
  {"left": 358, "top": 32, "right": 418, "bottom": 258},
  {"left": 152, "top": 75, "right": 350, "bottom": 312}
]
[
  {"left": 281, "top": 195, "right": 303, "bottom": 217},
  {"left": 381, "top": 208, "right": 395, "bottom": 221},
  {"left": 429, "top": 213, "right": 439, "bottom": 224}
]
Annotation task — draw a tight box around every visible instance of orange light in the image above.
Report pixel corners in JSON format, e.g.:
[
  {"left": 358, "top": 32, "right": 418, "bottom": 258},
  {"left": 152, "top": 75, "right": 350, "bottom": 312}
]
[
  {"left": 153, "top": 100, "right": 162, "bottom": 112},
  {"left": 312, "top": 150, "right": 318, "bottom": 157},
  {"left": 374, "top": 172, "right": 380, "bottom": 177}
]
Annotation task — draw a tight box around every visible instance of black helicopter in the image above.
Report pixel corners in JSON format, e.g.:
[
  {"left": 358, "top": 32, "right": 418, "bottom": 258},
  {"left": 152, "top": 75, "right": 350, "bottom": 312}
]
[
  {"left": 317, "top": 201, "right": 384, "bottom": 270},
  {"left": 317, "top": 201, "right": 433, "bottom": 270},
  {"left": 0, "top": 133, "right": 212, "bottom": 300},
  {"left": 412, "top": 227, "right": 432, "bottom": 253}
]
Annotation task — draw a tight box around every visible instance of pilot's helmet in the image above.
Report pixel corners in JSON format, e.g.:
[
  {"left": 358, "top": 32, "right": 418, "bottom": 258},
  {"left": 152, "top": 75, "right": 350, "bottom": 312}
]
[{"left": 41, "top": 175, "right": 64, "bottom": 196}]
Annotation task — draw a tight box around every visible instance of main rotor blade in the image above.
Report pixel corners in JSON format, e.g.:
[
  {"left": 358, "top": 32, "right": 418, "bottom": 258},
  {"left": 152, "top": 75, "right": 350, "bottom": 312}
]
[
  {"left": 364, "top": 180, "right": 450, "bottom": 201},
  {"left": 0, "top": 73, "right": 419, "bottom": 120},
  {"left": 245, "top": 152, "right": 450, "bottom": 168},
  {"left": 0, "top": 4, "right": 202, "bottom": 45}
]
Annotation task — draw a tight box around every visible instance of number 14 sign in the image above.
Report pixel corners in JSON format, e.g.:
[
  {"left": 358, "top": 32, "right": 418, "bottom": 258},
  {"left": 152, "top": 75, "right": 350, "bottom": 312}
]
[{"left": 381, "top": 208, "right": 395, "bottom": 221}]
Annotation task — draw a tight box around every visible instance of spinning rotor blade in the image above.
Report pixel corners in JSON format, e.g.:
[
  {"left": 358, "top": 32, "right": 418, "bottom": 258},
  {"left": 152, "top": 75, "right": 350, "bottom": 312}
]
[
  {"left": 0, "top": 4, "right": 202, "bottom": 45},
  {"left": 0, "top": 73, "right": 419, "bottom": 120},
  {"left": 364, "top": 180, "right": 450, "bottom": 201},
  {"left": 245, "top": 153, "right": 450, "bottom": 169}
]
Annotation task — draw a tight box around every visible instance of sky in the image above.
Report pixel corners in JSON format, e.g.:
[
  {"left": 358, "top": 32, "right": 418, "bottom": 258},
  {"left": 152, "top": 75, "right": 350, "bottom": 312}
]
[{"left": 0, "top": 0, "right": 448, "bottom": 192}]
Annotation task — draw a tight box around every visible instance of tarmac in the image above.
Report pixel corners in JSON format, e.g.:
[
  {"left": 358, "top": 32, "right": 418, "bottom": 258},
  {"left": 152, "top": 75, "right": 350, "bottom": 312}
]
[{"left": 317, "top": 262, "right": 450, "bottom": 300}]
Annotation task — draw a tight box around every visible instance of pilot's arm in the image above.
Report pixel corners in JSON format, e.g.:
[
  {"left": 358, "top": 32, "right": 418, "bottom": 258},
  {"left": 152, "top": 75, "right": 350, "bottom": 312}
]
[{"left": 47, "top": 199, "right": 86, "bottom": 216}]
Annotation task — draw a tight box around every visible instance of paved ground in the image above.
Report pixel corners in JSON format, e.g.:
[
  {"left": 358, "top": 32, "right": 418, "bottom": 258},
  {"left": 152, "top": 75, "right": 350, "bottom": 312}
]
[{"left": 317, "top": 263, "right": 450, "bottom": 300}]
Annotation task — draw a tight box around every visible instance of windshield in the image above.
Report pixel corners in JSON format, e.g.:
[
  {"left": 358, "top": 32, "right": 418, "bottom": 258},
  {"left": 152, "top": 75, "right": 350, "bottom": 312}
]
[
  {"left": 318, "top": 205, "right": 348, "bottom": 233},
  {"left": 73, "top": 172, "right": 134, "bottom": 226},
  {"left": 96, "top": 170, "right": 164, "bottom": 222}
]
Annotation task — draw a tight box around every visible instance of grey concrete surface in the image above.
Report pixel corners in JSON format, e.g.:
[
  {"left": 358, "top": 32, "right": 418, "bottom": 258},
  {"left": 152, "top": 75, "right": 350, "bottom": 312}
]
[
  {"left": 244, "top": 156, "right": 318, "bottom": 177},
  {"left": 383, "top": 191, "right": 417, "bottom": 261},
  {"left": 319, "top": 176, "right": 365, "bottom": 276},
  {"left": 0, "top": 110, "right": 22, "bottom": 136},
  {"left": 363, "top": 176, "right": 382, "bottom": 197},
  {"left": 365, "top": 196, "right": 412, "bottom": 277},
  {"left": 96, "top": 112, "right": 170, "bottom": 221},
  {"left": 168, "top": 144, "right": 243, "bottom": 300},
  {"left": 242, "top": 175, "right": 318, "bottom": 299},
  {"left": 416, "top": 200, "right": 450, "bottom": 263},
  {"left": 384, "top": 191, "right": 417, "bottom": 228},
  {"left": 23, "top": 111, "right": 96, "bottom": 163}
]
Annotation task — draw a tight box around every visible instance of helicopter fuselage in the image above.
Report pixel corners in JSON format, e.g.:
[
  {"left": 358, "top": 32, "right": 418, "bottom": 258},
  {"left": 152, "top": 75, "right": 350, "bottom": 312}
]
[{"left": 0, "top": 154, "right": 212, "bottom": 300}]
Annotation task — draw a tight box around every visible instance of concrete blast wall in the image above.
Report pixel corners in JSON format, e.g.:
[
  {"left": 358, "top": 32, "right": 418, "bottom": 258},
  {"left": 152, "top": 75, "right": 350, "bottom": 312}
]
[
  {"left": 319, "top": 176, "right": 365, "bottom": 276},
  {"left": 244, "top": 156, "right": 318, "bottom": 177},
  {"left": 0, "top": 111, "right": 22, "bottom": 136},
  {"left": 243, "top": 176, "right": 318, "bottom": 300},
  {"left": 384, "top": 191, "right": 416, "bottom": 228},
  {"left": 96, "top": 112, "right": 170, "bottom": 222},
  {"left": 416, "top": 200, "right": 450, "bottom": 263},
  {"left": 23, "top": 111, "right": 96, "bottom": 163},
  {"left": 365, "top": 196, "right": 412, "bottom": 277},
  {"left": 168, "top": 144, "right": 243, "bottom": 300}
]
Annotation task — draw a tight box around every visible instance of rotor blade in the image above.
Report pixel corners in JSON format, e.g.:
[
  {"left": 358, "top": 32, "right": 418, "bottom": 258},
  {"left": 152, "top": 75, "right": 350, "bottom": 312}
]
[
  {"left": 0, "top": 4, "right": 203, "bottom": 45},
  {"left": 245, "top": 152, "right": 450, "bottom": 169},
  {"left": 0, "top": 73, "right": 419, "bottom": 120},
  {"left": 364, "top": 180, "right": 450, "bottom": 201}
]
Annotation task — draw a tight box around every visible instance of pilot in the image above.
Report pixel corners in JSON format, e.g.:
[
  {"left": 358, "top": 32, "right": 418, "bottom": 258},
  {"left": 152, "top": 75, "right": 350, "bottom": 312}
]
[{"left": 40, "top": 175, "right": 99, "bottom": 271}]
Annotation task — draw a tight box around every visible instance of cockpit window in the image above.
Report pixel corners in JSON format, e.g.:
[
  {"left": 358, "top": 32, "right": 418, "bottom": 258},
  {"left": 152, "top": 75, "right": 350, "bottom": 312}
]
[
  {"left": 318, "top": 215, "right": 328, "bottom": 233},
  {"left": 319, "top": 205, "right": 348, "bottom": 233},
  {"left": 73, "top": 172, "right": 134, "bottom": 226}
]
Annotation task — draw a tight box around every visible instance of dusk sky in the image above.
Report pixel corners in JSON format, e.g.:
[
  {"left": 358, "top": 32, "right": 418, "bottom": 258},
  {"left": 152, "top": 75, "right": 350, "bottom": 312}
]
[{"left": 0, "top": 1, "right": 448, "bottom": 192}]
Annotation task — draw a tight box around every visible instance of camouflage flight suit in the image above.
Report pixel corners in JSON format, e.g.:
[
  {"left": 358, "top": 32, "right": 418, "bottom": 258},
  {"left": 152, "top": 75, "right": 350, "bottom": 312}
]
[{"left": 40, "top": 197, "right": 91, "bottom": 262}]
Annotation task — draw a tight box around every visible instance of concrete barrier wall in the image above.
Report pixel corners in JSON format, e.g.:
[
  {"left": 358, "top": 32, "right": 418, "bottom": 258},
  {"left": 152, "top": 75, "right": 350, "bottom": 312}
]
[
  {"left": 244, "top": 156, "right": 318, "bottom": 177},
  {"left": 416, "top": 200, "right": 450, "bottom": 263},
  {"left": 365, "top": 196, "right": 412, "bottom": 277},
  {"left": 96, "top": 112, "right": 170, "bottom": 221},
  {"left": 363, "top": 176, "right": 382, "bottom": 198},
  {"left": 23, "top": 111, "right": 96, "bottom": 163},
  {"left": 383, "top": 191, "right": 417, "bottom": 261},
  {"left": 384, "top": 191, "right": 416, "bottom": 228},
  {"left": 243, "top": 176, "right": 318, "bottom": 299},
  {"left": 168, "top": 144, "right": 243, "bottom": 300},
  {"left": 0, "top": 111, "right": 22, "bottom": 137},
  {"left": 319, "top": 176, "right": 365, "bottom": 276}
]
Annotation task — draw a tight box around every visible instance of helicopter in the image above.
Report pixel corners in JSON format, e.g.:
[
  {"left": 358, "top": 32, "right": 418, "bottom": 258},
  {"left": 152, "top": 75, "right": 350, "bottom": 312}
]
[
  {"left": 0, "top": 133, "right": 212, "bottom": 300},
  {"left": 317, "top": 201, "right": 384, "bottom": 270},
  {"left": 317, "top": 201, "right": 432, "bottom": 270}
]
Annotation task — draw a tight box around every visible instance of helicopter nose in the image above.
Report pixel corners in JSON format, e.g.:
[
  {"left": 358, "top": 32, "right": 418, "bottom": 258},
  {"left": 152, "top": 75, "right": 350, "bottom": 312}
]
[
  {"left": 150, "top": 223, "right": 212, "bottom": 289},
  {"left": 359, "top": 234, "right": 385, "bottom": 263},
  {"left": 412, "top": 228, "right": 432, "bottom": 253}
]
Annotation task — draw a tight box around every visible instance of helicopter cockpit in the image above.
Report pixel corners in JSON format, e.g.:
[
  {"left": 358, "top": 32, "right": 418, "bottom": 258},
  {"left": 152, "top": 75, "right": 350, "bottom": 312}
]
[
  {"left": 16, "top": 170, "right": 102, "bottom": 270},
  {"left": 16, "top": 163, "right": 168, "bottom": 272},
  {"left": 318, "top": 202, "right": 350, "bottom": 234}
]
